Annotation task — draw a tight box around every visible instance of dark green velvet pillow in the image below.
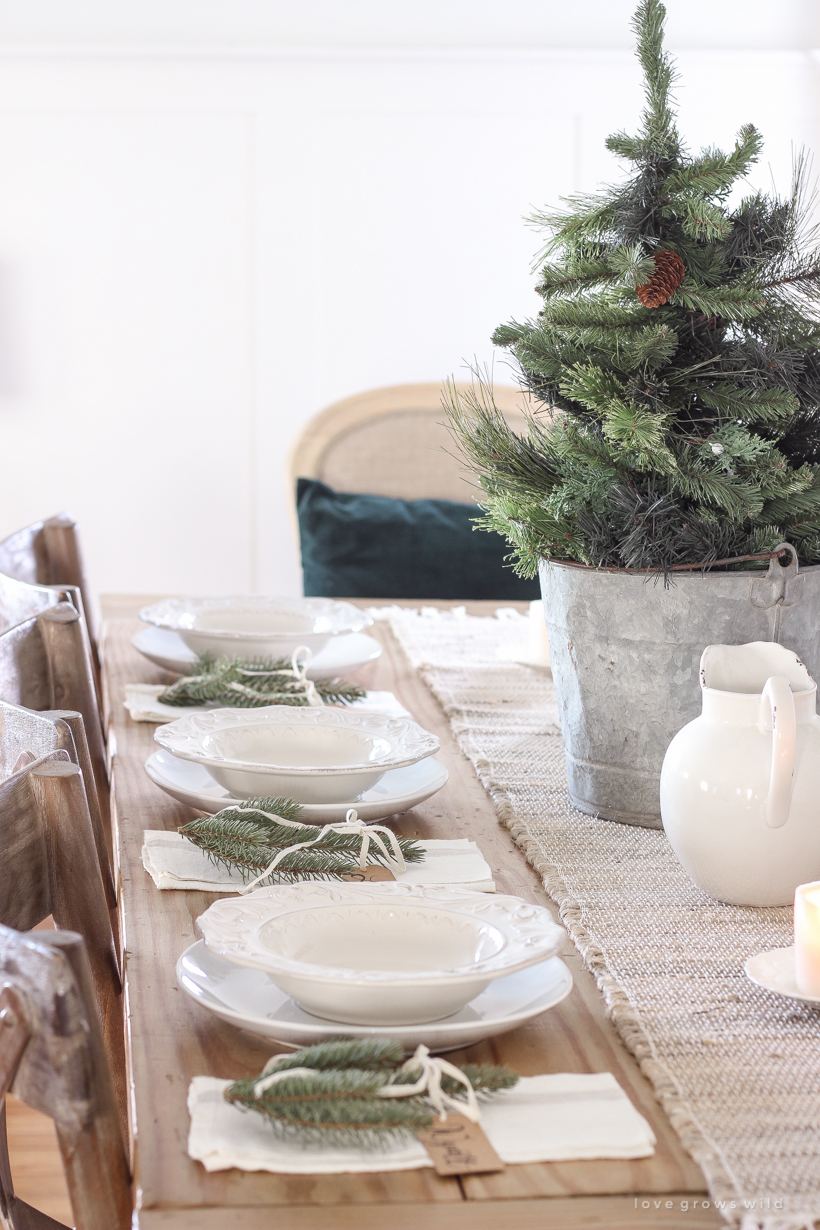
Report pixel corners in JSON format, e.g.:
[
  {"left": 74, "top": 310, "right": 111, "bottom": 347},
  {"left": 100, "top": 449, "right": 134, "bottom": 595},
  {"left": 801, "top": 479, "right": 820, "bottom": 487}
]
[{"left": 297, "top": 478, "right": 540, "bottom": 601}]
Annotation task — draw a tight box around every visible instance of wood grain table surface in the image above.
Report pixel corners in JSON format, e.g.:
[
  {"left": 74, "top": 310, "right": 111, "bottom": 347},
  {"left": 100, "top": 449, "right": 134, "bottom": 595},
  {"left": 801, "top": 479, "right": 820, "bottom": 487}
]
[{"left": 101, "top": 596, "right": 721, "bottom": 1230}]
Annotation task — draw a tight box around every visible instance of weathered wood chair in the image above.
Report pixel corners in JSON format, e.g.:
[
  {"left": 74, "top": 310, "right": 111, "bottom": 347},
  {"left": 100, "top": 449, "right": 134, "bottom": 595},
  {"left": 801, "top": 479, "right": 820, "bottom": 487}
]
[
  {"left": 0, "top": 702, "right": 116, "bottom": 925},
  {"left": 0, "top": 574, "right": 103, "bottom": 719},
  {"left": 0, "top": 516, "right": 97, "bottom": 650},
  {"left": 0, "top": 712, "right": 127, "bottom": 1226},
  {"left": 0, "top": 748, "right": 121, "bottom": 1064},
  {"left": 0, "top": 608, "right": 109, "bottom": 867},
  {"left": 0, "top": 926, "right": 130, "bottom": 1229}
]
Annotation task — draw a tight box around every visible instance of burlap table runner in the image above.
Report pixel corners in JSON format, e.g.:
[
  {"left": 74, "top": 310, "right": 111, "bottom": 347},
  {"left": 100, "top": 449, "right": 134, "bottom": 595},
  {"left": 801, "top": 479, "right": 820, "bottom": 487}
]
[{"left": 374, "top": 606, "right": 818, "bottom": 1230}]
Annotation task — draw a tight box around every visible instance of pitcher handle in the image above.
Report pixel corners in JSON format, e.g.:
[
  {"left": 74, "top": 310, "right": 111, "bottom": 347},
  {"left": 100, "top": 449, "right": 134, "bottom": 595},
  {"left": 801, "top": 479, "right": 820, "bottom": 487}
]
[{"left": 762, "top": 675, "right": 796, "bottom": 829}]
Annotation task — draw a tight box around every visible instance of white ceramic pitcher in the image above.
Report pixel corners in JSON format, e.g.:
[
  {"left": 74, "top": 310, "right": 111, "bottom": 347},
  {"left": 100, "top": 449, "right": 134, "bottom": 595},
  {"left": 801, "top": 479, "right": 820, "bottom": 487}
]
[{"left": 660, "top": 641, "right": 820, "bottom": 906}]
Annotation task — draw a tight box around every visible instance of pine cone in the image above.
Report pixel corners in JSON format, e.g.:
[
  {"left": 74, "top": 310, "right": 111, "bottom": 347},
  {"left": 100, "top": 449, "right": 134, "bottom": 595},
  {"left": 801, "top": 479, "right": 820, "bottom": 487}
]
[{"left": 636, "top": 250, "right": 685, "bottom": 308}]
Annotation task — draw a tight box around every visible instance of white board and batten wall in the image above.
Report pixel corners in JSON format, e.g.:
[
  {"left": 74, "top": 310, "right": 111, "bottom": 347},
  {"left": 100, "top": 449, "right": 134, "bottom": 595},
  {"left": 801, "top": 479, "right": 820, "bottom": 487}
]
[{"left": 0, "top": 1, "right": 817, "bottom": 600}]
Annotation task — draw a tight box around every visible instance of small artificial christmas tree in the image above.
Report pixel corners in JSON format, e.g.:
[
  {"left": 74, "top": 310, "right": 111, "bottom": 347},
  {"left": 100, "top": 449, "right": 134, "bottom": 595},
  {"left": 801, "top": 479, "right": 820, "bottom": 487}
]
[{"left": 447, "top": 0, "right": 820, "bottom": 575}]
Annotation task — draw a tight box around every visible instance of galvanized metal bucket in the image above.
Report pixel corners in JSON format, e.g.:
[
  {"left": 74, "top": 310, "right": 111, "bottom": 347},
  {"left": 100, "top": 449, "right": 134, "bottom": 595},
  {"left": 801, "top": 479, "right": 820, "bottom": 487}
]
[{"left": 538, "top": 545, "right": 820, "bottom": 828}]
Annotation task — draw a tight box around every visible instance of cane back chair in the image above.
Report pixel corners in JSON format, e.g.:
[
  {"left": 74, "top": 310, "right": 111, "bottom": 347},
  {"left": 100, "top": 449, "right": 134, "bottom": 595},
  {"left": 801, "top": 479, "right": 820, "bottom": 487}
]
[{"left": 289, "top": 381, "right": 532, "bottom": 508}]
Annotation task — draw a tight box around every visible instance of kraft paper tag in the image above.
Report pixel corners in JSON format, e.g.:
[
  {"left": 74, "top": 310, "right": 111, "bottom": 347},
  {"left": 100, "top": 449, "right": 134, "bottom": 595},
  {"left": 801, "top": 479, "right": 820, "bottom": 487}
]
[
  {"left": 416, "top": 1113, "right": 505, "bottom": 1175},
  {"left": 339, "top": 865, "right": 396, "bottom": 883}
]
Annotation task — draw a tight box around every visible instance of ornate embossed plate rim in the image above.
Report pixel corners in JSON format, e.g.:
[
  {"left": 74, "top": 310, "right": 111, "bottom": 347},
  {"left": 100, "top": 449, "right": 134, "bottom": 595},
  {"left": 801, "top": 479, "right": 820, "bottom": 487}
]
[
  {"left": 197, "top": 882, "right": 564, "bottom": 984},
  {"left": 139, "top": 595, "right": 373, "bottom": 639},
  {"left": 153, "top": 706, "right": 440, "bottom": 775}
]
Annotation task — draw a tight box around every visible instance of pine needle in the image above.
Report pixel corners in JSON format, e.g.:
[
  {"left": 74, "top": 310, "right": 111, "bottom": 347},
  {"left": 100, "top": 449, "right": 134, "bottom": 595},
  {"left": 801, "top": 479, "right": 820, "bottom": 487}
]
[
  {"left": 225, "top": 1038, "right": 518, "bottom": 1149},
  {"left": 158, "top": 653, "right": 365, "bottom": 709},
  {"left": 179, "top": 797, "right": 424, "bottom": 884}
]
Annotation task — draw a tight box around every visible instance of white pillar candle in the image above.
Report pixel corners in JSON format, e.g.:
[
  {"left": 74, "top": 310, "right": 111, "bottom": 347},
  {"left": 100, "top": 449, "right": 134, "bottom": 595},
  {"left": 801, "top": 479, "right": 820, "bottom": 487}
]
[
  {"left": 794, "top": 881, "right": 820, "bottom": 996},
  {"left": 527, "top": 599, "right": 551, "bottom": 667}
]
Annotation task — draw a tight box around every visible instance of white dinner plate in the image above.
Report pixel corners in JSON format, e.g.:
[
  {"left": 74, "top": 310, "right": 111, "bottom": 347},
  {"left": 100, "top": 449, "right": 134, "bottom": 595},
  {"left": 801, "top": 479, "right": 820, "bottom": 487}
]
[
  {"left": 130, "top": 625, "right": 383, "bottom": 681},
  {"left": 176, "top": 940, "right": 573, "bottom": 1052},
  {"left": 744, "top": 945, "right": 820, "bottom": 1003},
  {"left": 144, "top": 749, "right": 449, "bottom": 823}
]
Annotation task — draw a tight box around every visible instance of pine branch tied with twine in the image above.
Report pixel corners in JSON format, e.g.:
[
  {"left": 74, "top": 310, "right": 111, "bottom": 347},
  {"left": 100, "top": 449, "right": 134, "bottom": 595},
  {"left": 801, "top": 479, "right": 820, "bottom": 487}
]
[
  {"left": 158, "top": 648, "right": 365, "bottom": 709},
  {"left": 178, "top": 799, "right": 424, "bottom": 888},
  {"left": 225, "top": 1039, "right": 518, "bottom": 1148}
]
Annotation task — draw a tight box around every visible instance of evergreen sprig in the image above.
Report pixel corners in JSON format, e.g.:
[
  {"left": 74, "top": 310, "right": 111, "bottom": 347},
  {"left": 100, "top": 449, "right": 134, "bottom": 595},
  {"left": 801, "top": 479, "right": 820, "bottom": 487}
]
[
  {"left": 179, "top": 797, "right": 423, "bottom": 884},
  {"left": 446, "top": 0, "right": 820, "bottom": 576},
  {"left": 158, "top": 653, "right": 365, "bottom": 708},
  {"left": 225, "top": 1039, "right": 518, "bottom": 1148}
]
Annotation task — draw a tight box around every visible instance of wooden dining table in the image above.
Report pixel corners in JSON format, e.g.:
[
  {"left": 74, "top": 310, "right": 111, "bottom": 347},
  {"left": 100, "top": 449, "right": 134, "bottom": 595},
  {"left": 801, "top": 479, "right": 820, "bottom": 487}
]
[{"left": 101, "top": 596, "right": 722, "bottom": 1230}]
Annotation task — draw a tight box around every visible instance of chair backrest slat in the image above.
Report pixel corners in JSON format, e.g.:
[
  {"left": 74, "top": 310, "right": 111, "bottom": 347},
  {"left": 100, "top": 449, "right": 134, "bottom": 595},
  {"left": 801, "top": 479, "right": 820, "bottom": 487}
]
[
  {"left": 0, "top": 755, "right": 57, "bottom": 930},
  {"left": 0, "top": 573, "right": 66, "bottom": 636},
  {"left": 0, "top": 703, "right": 114, "bottom": 910},
  {"left": 0, "top": 754, "right": 117, "bottom": 985},
  {"left": 0, "top": 701, "right": 75, "bottom": 777}
]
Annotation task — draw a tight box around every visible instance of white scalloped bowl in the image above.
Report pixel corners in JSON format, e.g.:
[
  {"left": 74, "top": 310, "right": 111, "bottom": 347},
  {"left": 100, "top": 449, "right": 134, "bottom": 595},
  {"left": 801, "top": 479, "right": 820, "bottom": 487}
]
[
  {"left": 139, "top": 595, "right": 372, "bottom": 660},
  {"left": 197, "top": 883, "right": 565, "bottom": 1025},
  {"left": 154, "top": 706, "right": 440, "bottom": 803}
]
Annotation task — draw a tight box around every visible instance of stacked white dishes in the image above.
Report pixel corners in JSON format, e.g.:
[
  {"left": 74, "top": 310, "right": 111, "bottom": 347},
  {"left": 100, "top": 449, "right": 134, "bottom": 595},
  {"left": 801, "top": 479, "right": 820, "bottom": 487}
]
[
  {"left": 148, "top": 595, "right": 574, "bottom": 1048},
  {"left": 133, "top": 595, "right": 383, "bottom": 680},
  {"left": 153, "top": 707, "right": 441, "bottom": 806},
  {"left": 178, "top": 883, "right": 572, "bottom": 1050},
  {"left": 144, "top": 749, "right": 449, "bottom": 822},
  {"left": 137, "top": 594, "right": 447, "bottom": 819}
]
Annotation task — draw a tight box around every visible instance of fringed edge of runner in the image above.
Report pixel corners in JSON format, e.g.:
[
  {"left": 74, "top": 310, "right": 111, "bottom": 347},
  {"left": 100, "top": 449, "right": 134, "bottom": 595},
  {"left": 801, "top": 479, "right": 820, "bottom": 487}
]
[{"left": 456, "top": 733, "right": 742, "bottom": 1222}]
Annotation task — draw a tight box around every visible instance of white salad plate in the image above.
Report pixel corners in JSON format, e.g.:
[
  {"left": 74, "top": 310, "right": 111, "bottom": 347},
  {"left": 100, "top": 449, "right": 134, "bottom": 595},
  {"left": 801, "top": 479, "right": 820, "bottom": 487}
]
[
  {"left": 144, "top": 749, "right": 449, "bottom": 822},
  {"left": 197, "top": 882, "right": 565, "bottom": 1025},
  {"left": 176, "top": 940, "right": 573, "bottom": 1052},
  {"left": 154, "top": 706, "right": 440, "bottom": 804},
  {"left": 131, "top": 625, "right": 383, "bottom": 681},
  {"left": 140, "top": 595, "right": 371, "bottom": 660},
  {"left": 744, "top": 946, "right": 820, "bottom": 1003}
]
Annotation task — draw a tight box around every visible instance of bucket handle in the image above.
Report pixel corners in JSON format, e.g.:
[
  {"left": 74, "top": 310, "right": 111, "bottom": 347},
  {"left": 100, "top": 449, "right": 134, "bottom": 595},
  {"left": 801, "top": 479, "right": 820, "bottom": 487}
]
[{"left": 762, "top": 675, "right": 795, "bottom": 829}]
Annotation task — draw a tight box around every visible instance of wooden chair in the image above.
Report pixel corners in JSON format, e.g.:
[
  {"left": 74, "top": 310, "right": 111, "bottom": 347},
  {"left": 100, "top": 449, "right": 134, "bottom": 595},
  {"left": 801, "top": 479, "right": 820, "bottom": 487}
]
[
  {"left": 0, "top": 926, "right": 130, "bottom": 1229},
  {"left": 0, "top": 746, "right": 121, "bottom": 1056},
  {"left": 0, "top": 574, "right": 103, "bottom": 715},
  {"left": 0, "top": 517, "right": 98, "bottom": 650},
  {"left": 0, "top": 702, "right": 116, "bottom": 925},
  {"left": 289, "top": 382, "right": 532, "bottom": 508},
  {"left": 0, "top": 608, "right": 109, "bottom": 868}
]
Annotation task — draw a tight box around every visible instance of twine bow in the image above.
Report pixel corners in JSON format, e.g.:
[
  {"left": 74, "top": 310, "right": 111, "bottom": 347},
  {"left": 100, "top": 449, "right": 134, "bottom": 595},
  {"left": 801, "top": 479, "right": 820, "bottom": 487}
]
[
  {"left": 218, "top": 645, "right": 323, "bottom": 706},
  {"left": 378, "top": 1044, "right": 481, "bottom": 1123},
  {"left": 238, "top": 808, "right": 406, "bottom": 894},
  {"left": 287, "top": 646, "right": 322, "bottom": 707},
  {"left": 251, "top": 1046, "right": 480, "bottom": 1120}
]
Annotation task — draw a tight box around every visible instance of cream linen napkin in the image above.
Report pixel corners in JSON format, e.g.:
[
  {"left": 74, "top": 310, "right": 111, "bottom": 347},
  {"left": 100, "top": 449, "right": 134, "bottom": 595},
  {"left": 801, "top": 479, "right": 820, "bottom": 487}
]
[
  {"left": 187, "top": 1072, "right": 656, "bottom": 1173},
  {"left": 124, "top": 686, "right": 410, "bottom": 724},
  {"left": 142, "top": 831, "right": 496, "bottom": 893}
]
